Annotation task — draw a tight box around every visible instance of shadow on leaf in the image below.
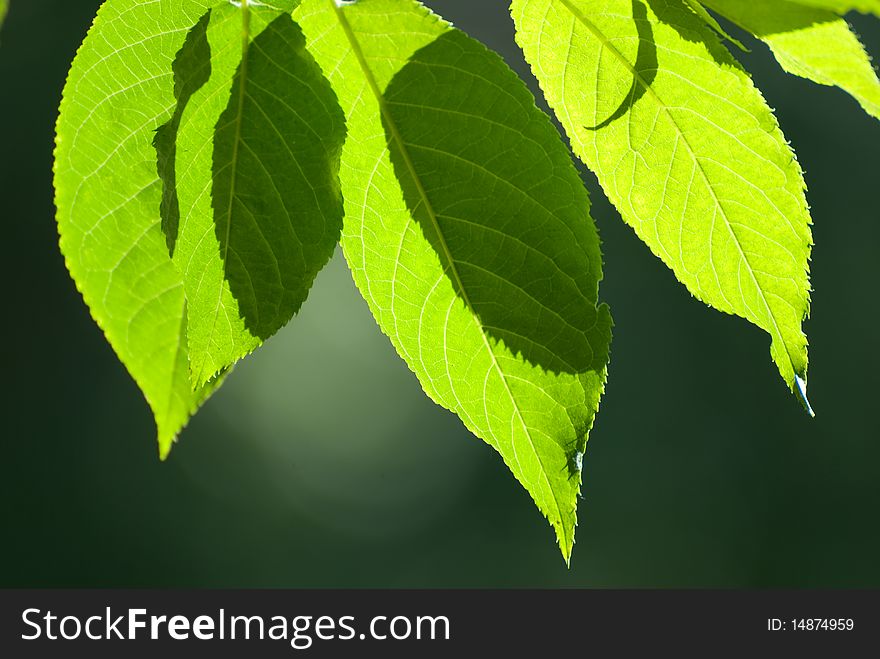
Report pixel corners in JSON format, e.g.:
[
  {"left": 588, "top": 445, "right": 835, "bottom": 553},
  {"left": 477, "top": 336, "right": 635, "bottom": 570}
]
[
  {"left": 154, "top": 9, "right": 213, "bottom": 256},
  {"left": 697, "top": 0, "right": 840, "bottom": 39},
  {"left": 208, "top": 12, "right": 345, "bottom": 341},
  {"left": 158, "top": 9, "right": 345, "bottom": 353},
  {"left": 587, "top": 0, "right": 657, "bottom": 130},
  {"left": 382, "top": 30, "right": 612, "bottom": 378}
]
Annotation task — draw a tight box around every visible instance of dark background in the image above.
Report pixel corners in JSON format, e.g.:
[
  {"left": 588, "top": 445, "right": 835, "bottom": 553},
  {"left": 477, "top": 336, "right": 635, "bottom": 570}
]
[{"left": 2, "top": 1, "right": 878, "bottom": 587}]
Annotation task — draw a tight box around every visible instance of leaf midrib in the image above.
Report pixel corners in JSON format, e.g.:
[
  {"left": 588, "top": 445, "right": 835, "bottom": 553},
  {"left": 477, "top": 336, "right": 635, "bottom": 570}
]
[
  {"left": 330, "top": 0, "right": 569, "bottom": 539},
  {"left": 555, "top": 0, "right": 800, "bottom": 378}
]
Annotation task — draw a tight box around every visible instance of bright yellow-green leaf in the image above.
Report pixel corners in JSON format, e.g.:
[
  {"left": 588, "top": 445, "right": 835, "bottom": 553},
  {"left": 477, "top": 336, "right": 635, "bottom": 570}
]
[
  {"left": 55, "top": 0, "right": 344, "bottom": 456},
  {"left": 55, "top": 0, "right": 226, "bottom": 457},
  {"left": 511, "top": 0, "right": 814, "bottom": 409}
]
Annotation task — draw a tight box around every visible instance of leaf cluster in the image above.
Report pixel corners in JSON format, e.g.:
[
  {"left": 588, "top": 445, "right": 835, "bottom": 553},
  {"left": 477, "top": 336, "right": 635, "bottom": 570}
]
[{"left": 53, "top": 0, "right": 879, "bottom": 560}]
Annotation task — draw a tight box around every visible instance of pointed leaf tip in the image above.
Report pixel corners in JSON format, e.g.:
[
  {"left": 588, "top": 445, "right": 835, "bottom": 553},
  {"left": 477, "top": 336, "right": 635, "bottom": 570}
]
[
  {"left": 296, "top": 0, "right": 610, "bottom": 558},
  {"left": 55, "top": 0, "right": 235, "bottom": 456}
]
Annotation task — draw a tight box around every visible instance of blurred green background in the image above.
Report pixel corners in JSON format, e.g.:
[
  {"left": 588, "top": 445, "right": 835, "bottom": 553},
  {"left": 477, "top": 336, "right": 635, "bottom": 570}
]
[{"left": 2, "top": 1, "right": 878, "bottom": 587}]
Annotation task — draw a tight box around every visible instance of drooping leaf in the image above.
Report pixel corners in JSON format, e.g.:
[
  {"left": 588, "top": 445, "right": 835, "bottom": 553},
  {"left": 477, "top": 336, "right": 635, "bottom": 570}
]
[
  {"left": 0, "top": 0, "right": 7, "bottom": 30},
  {"left": 701, "top": 0, "right": 880, "bottom": 121},
  {"left": 168, "top": 0, "right": 344, "bottom": 387},
  {"left": 295, "top": 0, "right": 613, "bottom": 560},
  {"left": 783, "top": 0, "right": 880, "bottom": 16},
  {"left": 55, "top": 0, "right": 225, "bottom": 457},
  {"left": 511, "top": 0, "right": 814, "bottom": 408}
]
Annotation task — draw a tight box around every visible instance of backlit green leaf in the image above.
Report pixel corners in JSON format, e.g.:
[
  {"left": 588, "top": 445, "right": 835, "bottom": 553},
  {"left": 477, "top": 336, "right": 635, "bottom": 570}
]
[
  {"left": 55, "top": 0, "right": 224, "bottom": 457},
  {"left": 701, "top": 0, "right": 880, "bottom": 121},
  {"left": 296, "top": 0, "right": 613, "bottom": 560},
  {"left": 168, "top": 0, "right": 345, "bottom": 386},
  {"left": 511, "top": 0, "right": 813, "bottom": 407}
]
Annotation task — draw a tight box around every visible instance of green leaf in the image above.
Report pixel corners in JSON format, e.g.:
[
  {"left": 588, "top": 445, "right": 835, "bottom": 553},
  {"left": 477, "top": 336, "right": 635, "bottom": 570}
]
[
  {"left": 783, "top": 0, "right": 880, "bottom": 16},
  {"left": 168, "top": 0, "right": 345, "bottom": 386},
  {"left": 511, "top": 0, "right": 814, "bottom": 408},
  {"left": 0, "top": 0, "right": 7, "bottom": 30},
  {"left": 701, "top": 0, "right": 880, "bottom": 121},
  {"left": 295, "top": 0, "right": 613, "bottom": 560},
  {"left": 55, "top": 0, "right": 223, "bottom": 457}
]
